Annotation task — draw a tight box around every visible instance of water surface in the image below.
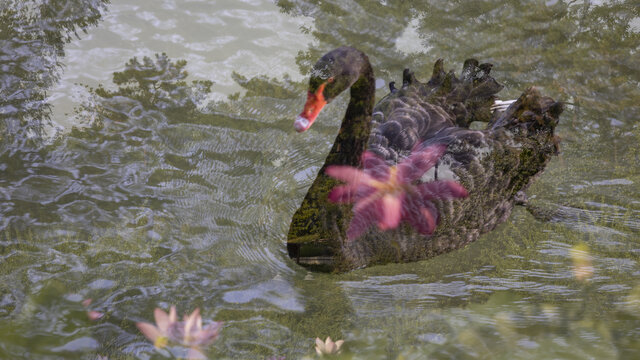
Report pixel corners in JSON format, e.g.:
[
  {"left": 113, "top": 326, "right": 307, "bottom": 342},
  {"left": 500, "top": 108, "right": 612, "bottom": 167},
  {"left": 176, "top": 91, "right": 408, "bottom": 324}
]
[{"left": 0, "top": 0, "right": 639, "bottom": 359}]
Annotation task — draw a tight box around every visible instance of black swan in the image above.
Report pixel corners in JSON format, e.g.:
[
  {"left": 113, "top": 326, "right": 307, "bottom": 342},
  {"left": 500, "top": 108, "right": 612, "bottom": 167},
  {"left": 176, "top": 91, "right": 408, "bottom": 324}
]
[{"left": 287, "top": 47, "right": 563, "bottom": 272}]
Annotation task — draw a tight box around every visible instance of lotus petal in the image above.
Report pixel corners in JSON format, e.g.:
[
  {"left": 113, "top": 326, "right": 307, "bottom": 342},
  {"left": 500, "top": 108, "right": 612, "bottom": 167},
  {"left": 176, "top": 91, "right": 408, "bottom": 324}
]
[
  {"left": 326, "top": 339, "right": 336, "bottom": 354},
  {"left": 193, "top": 322, "right": 222, "bottom": 345},
  {"left": 315, "top": 337, "right": 326, "bottom": 355},
  {"left": 362, "top": 151, "right": 390, "bottom": 180},
  {"left": 326, "top": 165, "right": 373, "bottom": 186},
  {"left": 328, "top": 184, "right": 359, "bottom": 203},
  {"left": 397, "top": 144, "right": 446, "bottom": 182},
  {"left": 136, "top": 322, "right": 163, "bottom": 343},
  {"left": 169, "top": 305, "right": 177, "bottom": 324},
  {"left": 154, "top": 308, "right": 170, "bottom": 333},
  {"left": 186, "top": 347, "right": 207, "bottom": 360},
  {"left": 184, "top": 308, "right": 199, "bottom": 335},
  {"left": 402, "top": 196, "right": 438, "bottom": 235},
  {"left": 346, "top": 204, "right": 379, "bottom": 240},
  {"left": 378, "top": 194, "right": 403, "bottom": 230},
  {"left": 418, "top": 180, "right": 468, "bottom": 201}
]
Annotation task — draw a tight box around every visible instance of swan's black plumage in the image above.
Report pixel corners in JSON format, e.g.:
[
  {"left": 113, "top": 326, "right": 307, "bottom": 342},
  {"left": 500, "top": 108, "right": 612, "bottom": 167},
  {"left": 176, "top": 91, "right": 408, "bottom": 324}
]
[{"left": 288, "top": 47, "right": 562, "bottom": 272}]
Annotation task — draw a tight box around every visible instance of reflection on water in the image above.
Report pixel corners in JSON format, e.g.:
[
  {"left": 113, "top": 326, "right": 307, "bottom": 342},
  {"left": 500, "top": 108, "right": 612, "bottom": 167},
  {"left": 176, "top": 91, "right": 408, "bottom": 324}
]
[
  {"left": 48, "top": 0, "right": 313, "bottom": 129},
  {"left": 0, "top": 0, "right": 639, "bottom": 359},
  {"left": 0, "top": 0, "right": 108, "bottom": 150}
]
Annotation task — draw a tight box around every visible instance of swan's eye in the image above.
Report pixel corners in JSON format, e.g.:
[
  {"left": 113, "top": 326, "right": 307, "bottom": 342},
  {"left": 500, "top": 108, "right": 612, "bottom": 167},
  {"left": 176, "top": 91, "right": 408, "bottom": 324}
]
[{"left": 327, "top": 77, "right": 335, "bottom": 83}]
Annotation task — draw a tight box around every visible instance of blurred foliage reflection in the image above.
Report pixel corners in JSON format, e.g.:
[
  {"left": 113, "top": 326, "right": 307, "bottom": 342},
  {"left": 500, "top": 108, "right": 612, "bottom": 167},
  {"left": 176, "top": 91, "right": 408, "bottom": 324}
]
[{"left": 0, "top": 0, "right": 108, "bottom": 151}]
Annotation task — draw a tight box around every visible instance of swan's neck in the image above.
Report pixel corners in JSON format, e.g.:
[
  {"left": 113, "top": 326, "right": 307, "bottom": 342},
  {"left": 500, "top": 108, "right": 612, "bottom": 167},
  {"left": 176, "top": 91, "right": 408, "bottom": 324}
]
[{"left": 324, "top": 62, "right": 375, "bottom": 168}]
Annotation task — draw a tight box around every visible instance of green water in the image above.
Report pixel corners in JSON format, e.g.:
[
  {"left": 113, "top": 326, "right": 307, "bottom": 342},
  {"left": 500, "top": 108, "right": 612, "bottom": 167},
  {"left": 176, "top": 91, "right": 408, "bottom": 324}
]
[{"left": 0, "top": 0, "right": 639, "bottom": 359}]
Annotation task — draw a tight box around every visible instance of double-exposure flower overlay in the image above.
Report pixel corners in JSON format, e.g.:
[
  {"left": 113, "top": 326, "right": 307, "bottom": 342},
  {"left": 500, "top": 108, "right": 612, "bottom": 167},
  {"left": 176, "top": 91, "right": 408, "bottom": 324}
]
[
  {"left": 326, "top": 144, "right": 468, "bottom": 240},
  {"left": 136, "top": 306, "right": 223, "bottom": 359}
]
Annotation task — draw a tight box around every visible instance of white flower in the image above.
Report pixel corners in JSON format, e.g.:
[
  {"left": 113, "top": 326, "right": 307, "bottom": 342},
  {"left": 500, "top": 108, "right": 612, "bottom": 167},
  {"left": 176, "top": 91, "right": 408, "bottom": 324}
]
[{"left": 315, "top": 337, "right": 344, "bottom": 356}]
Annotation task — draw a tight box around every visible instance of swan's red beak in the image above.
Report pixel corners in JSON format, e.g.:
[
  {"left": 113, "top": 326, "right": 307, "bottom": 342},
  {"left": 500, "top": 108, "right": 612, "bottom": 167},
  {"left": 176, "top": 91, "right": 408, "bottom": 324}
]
[{"left": 294, "top": 83, "right": 327, "bottom": 132}]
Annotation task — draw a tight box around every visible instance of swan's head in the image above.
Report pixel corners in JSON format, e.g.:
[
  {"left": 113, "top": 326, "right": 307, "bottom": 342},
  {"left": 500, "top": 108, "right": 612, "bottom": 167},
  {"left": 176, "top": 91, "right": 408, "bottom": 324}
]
[{"left": 295, "top": 47, "right": 368, "bottom": 132}]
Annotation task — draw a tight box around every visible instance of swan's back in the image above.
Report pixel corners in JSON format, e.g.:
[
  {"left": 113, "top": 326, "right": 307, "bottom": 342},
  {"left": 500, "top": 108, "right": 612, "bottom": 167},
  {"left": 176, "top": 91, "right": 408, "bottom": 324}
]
[{"left": 367, "top": 59, "right": 503, "bottom": 163}]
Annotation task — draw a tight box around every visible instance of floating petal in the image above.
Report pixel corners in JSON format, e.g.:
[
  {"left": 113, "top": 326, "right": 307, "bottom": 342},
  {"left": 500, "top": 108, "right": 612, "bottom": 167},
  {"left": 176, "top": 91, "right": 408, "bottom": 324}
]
[{"left": 87, "top": 311, "right": 104, "bottom": 321}]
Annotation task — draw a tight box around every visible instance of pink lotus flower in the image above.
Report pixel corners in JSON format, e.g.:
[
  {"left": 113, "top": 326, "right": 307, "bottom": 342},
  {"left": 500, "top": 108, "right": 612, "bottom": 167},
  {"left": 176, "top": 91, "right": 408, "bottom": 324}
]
[
  {"left": 136, "top": 306, "right": 223, "bottom": 358},
  {"left": 326, "top": 144, "right": 468, "bottom": 240}
]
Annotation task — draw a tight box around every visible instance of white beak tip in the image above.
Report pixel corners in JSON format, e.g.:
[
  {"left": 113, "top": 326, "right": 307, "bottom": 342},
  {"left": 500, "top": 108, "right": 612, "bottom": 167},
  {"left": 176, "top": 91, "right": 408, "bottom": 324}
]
[{"left": 294, "top": 116, "right": 310, "bottom": 132}]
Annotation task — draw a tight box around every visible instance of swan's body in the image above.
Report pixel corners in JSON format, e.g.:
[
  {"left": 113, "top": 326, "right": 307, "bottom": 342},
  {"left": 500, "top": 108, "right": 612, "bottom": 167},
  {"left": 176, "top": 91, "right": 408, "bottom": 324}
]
[{"left": 288, "top": 47, "right": 562, "bottom": 272}]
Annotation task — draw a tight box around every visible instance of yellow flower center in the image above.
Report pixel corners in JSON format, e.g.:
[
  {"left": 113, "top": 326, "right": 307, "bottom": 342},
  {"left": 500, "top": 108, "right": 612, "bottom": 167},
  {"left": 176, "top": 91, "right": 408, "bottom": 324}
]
[
  {"left": 154, "top": 336, "right": 169, "bottom": 349},
  {"left": 369, "top": 166, "right": 403, "bottom": 194}
]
